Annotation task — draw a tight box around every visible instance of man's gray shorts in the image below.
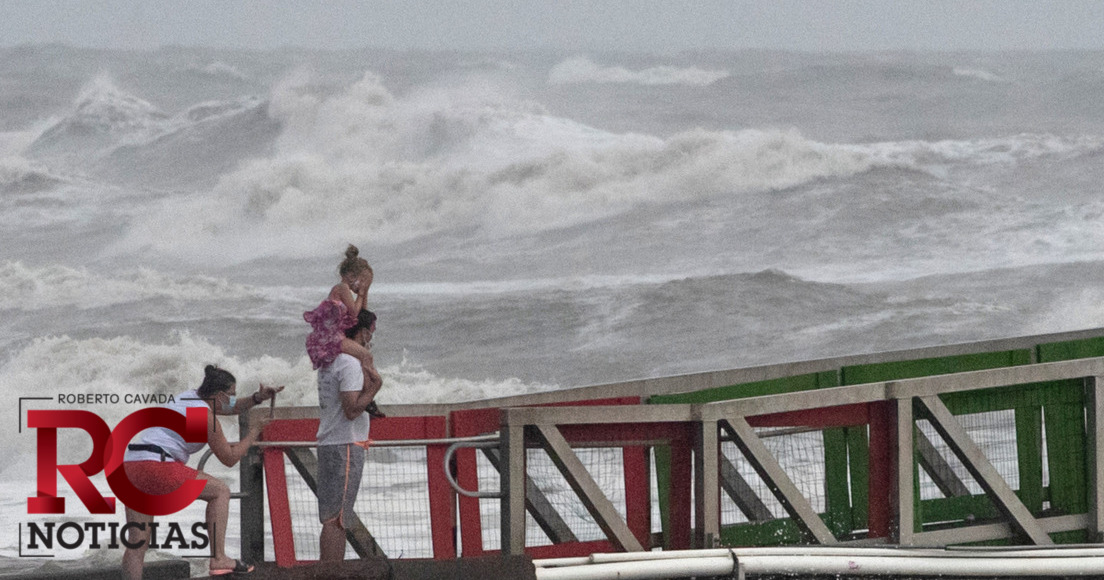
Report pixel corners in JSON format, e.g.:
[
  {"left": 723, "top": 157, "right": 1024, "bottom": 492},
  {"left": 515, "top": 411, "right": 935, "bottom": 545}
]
[{"left": 317, "top": 443, "right": 365, "bottom": 527}]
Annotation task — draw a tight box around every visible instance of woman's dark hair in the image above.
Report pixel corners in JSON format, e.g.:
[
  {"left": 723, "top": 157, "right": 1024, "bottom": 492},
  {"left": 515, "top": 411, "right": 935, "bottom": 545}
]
[{"left": 197, "top": 365, "right": 236, "bottom": 398}]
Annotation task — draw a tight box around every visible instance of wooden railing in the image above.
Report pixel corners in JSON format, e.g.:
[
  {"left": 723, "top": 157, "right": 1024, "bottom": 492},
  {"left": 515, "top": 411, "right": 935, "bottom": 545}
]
[{"left": 239, "top": 327, "right": 1104, "bottom": 563}]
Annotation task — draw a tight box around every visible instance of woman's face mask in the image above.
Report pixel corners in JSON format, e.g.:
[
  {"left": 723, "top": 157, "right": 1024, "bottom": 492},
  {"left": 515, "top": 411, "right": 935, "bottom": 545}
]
[{"left": 220, "top": 389, "right": 237, "bottom": 412}]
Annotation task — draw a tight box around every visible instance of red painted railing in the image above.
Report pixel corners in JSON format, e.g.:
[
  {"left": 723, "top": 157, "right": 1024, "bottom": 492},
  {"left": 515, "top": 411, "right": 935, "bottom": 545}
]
[
  {"left": 261, "top": 416, "right": 453, "bottom": 566},
  {"left": 260, "top": 396, "right": 676, "bottom": 564}
]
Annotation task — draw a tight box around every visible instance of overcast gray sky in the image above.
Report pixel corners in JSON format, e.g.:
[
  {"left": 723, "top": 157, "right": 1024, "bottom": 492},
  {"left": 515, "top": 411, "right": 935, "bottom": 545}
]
[{"left": 2, "top": 0, "right": 1103, "bottom": 53}]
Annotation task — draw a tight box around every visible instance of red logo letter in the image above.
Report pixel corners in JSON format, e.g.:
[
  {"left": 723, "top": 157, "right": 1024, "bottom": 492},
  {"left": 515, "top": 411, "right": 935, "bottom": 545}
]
[
  {"left": 27, "top": 410, "right": 114, "bottom": 514},
  {"left": 28, "top": 407, "right": 210, "bottom": 516},
  {"left": 105, "top": 407, "right": 209, "bottom": 516}
]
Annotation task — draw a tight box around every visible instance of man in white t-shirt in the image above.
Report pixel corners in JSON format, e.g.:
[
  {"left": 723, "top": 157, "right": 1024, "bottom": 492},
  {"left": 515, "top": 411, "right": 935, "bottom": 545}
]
[{"left": 316, "top": 308, "right": 382, "bottom": 561}]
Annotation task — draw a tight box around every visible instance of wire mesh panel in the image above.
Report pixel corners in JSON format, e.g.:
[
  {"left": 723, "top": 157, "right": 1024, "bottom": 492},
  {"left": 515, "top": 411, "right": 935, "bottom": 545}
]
[
  {"left": 913, "top": 380, "right": 1089, "bottom": 541},
  {"left": 714, "top": 425, "right": 842, "bottom": 546},
  {"left": 360, "top": 447, "right": 435, "bottom": 558},
  {"left": 530, "top": 446, "right": 629, "bottom": 542},
  {"left": 649, "top": 451, "right": 665, "bottom": 536},
  {"left": 720, "top": 428, "right": 828, "bottom": 526},
  {"left": 274, "top": 445, "right": 436, "bottom": 561},
  {"left": 451, "top": 399, "right": 648, "bottom": 557},
  {"left": 281, "top": 456, "right": 322, "bottom": 558},
  {"left": 916, "top": 409, "right": 1019, "bottom": 500},
  {"left": 473, "top": 446, "right": 630, "bottom": 551},
  {"left": 474, "top": 450, "right": 501, "bottom": 551},
  {"left": 260, "top": 415, "right": 454, "bottom": 565},
  {"left": 913, "top": 412, "right": 1003, "bottom": 530}
]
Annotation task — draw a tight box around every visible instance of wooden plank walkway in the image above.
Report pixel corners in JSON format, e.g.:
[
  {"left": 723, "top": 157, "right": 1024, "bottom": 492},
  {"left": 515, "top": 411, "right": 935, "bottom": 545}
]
[
  {"left": 194, "top": 556, "right": 536, "bottom": 580},
  {"left": 7, "top": 560, "right": 189, "bottom": 580}
]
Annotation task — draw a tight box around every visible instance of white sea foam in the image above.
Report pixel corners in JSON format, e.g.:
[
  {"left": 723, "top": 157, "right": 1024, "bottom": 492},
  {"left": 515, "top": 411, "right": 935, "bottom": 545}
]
[
  {"left": 952, "top": 66, "right": 1008, "bottom": 83},
  {"left": 0, "top": 333, "right": 238, "bottom": 465},
  {"left": 112, "top": 70, "right": 898, "bottom": 263},
  {"left": 104, "top": 65, "right": 1104, "bottom": 265},
  {"left": 864, "top": 133, "right": 1104, "bottom": 168},
  {"left": 74, "top": 75, "right": 167, "bottom": 129},
  {"left": 0, "top": 333, "right": 554, "bottom": 412},
  {"left": 0, "top": 332, "right": 554, "bottom": 479},
  {"left": 0, "top": 332, "right": 555, "bottom": 461},
  {"left": 33, "top": 74, "right": 170, "bottom": 150},
  {"left": 0, "top": 261, "right": 265, "bottom": 310},
  {"left": 117, "top": 127, "right": 876, "bottom": 262},
  {"left": 30, "top": 74, "right": 265, "bottom": 166},
  {"left": 548, "top": 56, "right": 729, "bottom": 86},
  {"left": 0, "top": 130, "right": 42, "bottom": 156},
  {"left": 182, "top": 97, "right": 263, "bottom": 123},
  {"left": 1026, "top": 288, "right": 1104, "bottom": 335},
  {"left": 0, "top": 156, "right": 64, "bottom": 191},
  {"left": 187, "top": 60, "right": 251, "bottom": 81},
  {"left": 382, "top": 273, "right": 676, "bottom": 296}
]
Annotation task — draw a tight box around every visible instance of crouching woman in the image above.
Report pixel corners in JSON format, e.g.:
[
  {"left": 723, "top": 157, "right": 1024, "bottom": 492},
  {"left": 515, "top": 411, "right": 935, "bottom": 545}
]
[{"left": 120, "top": 365, "right": 282, "bottom": 578}]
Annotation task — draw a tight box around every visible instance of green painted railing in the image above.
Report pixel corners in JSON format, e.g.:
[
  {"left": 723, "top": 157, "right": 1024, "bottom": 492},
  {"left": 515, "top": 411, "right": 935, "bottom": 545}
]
[{"left": 647, "top": 336, "right": 1104, "bottom": 547}]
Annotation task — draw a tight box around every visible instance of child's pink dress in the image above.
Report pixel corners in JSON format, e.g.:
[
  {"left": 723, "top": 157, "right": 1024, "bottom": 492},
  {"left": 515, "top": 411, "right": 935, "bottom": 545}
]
[{"left": 303, "top": 300, "right": 356, "bottom": 369}]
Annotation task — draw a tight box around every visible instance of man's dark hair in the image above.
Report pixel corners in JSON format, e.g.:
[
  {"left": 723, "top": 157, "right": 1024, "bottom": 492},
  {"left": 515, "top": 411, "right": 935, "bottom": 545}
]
[{"left": 345, "top": 309, "right": 377, "bottom": 339}]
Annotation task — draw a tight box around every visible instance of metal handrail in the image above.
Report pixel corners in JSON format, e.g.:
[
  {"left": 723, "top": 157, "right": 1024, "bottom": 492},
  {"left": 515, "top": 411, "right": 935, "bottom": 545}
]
[
  {"left": 253, "top": 434, "right": 499, "bottom": 449},
  {"left": 443, "top": 439, "right": 504, "bottom": 498},
  {"left": 198, "top": 433, "right": 499, "bottom": 470},
  {"left": 195, "top": 449, "right": 251, "bottom": 499},
  {"left": 198, "top": 433, "right": 504, "bottom": 500}
]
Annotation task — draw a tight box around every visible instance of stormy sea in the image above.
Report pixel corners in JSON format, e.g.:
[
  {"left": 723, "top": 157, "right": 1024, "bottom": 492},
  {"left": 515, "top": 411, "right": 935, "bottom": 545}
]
[{"left": 2, "top": 45, "right": 1103, "bottom": 572}]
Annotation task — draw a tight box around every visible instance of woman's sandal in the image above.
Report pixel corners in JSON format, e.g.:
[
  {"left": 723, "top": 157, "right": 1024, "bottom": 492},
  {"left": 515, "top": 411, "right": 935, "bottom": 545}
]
[
  {"left": 209, "top": 559, "right": 254, "bottom": 575},
  {"left": 366, "top": 401, "right": 386, "bottom": 418}
]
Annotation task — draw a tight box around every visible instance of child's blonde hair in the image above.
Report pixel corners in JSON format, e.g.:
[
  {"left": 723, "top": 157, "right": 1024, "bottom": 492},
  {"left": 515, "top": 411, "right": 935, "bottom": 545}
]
[{"left": 338, "top": 244, "right": 372, "bottom": 278}]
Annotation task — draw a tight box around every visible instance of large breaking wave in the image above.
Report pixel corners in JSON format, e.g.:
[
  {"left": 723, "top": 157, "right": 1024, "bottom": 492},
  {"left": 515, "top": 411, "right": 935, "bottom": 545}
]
[{"left": 101, "top": 69, "right": 1102, "bottom": 265}]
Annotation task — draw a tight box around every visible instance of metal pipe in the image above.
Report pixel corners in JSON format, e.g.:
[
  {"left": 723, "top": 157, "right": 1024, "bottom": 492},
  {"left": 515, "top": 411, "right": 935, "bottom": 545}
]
[
  {"left": 204, "top": 434, "right": 497, "bottom": 470},
  {"left": 534, "top": 547, "right": 1104, "bottom": 579},
  {"left": 582, "top": 545, "right": 1104, "bottom": 562},
  {"left": 535, "top": 545, "right": 1104, "bottom": 567},
  {"left": 534, "top": 557, "right": 592, "bottom": 568},
  {"left": 443, "top": 439, "right": 503, "bottom": 498},
  {"left": 202, "top": 433, "right": 503, "bottom": 494},
  {"left": 536, "top": 555, "right": 737, "bottom": 580},
  {"left": 197, "top": 448, "right": 216, "bottom": 472},
  {"left": 251, "top": 434, "right": 498, "bottom": 448},
  {"left": 735, "top": 554, "right": 1104, "bottom": 576},
  {"left": 586, "top": 547, "right": 919, "bottom": 563},
  {"left": 202, "top": 433, "right": 504, "bottom": 500}
]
